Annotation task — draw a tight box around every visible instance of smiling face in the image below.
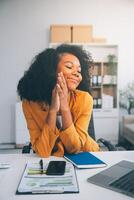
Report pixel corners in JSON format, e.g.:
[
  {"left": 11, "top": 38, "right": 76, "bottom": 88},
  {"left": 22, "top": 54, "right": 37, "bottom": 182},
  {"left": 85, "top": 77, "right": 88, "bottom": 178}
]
[{"left": 56, "top": 53, "right": 82, "bottom": 91}]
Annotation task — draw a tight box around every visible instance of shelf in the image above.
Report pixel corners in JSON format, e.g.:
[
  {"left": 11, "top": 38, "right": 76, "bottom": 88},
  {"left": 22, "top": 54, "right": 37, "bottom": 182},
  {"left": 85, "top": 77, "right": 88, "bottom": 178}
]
[
  {"left": 103, "top": 84, "right": 117, "bottom": 86},
  {"left": 83, "top": 44, "right": 118, "bottom": 111},
  {"left": 93, "top": 108, "right": 119, "bottom": 117},
  {"left": 91, "top": 86, "right": 102, "bottom": 89},
  {"left": 49, "top": 43, "right": 118, "bottom": 48}
]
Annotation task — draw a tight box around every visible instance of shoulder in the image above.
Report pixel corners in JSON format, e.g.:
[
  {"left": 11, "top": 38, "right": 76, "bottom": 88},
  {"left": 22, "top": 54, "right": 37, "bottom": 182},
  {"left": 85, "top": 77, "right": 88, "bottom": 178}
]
[
  {"left": 72, "top": 90, "right": 93, "bottom": 112},
  {"left": 22, "top": 100, "right": 33, "bottom": 109},
  {"left": 22, "top": 100, "right": 46, "bottom": 112},
  {"left": 74, "top": 89, "right": 93, "bottom": 104},
  {"left": 22, "top": 100, "right": 30, "bottom": 109}
]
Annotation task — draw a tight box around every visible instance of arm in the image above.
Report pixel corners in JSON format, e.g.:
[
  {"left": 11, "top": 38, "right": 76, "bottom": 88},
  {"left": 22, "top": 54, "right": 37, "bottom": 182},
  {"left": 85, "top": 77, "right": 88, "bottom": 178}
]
[
  {"left": 46, "top": 85, "right": 60, "bottom": 132},
  {"left": 59, "top": 93, "right": 98, "bottom": 153},
  {"left": 60, "top": 93, "right": 99, "bottom": 153},
  {"left": 57, "top": 73, "right": 99, "bottom": 153},
  {"left": 57, "top": 72, "right": 73, "bottom": 129},
  {"left": 22, "top": 100, "right": 59, "bottom": 157}
]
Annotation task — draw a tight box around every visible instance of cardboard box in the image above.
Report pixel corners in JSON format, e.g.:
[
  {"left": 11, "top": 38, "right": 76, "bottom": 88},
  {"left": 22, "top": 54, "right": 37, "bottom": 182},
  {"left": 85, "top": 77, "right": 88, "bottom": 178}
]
[
  {"left": 72, "top": 25, "right": 93, "bottom": 43},
  {"left": 92, "top": 37, "right": 107, "bottom": 43},
  {"left": 50, "top": 25, "right": 71, "bottom": 43}
]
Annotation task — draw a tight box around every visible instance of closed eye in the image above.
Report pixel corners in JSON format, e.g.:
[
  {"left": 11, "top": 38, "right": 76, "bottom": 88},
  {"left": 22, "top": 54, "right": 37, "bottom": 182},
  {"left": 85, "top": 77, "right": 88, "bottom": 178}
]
[{"left": 65, "top": 65, "right": 72, "bottom": 69}]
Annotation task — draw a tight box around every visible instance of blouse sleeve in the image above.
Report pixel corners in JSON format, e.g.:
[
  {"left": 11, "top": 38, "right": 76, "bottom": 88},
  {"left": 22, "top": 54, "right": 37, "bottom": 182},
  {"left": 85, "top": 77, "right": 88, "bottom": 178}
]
[
  {"left": 59, "top": 92, "right": 100, "bottom": 153},
  {"left": 22, "top": 101, "right": 59, "bottom": 157}
]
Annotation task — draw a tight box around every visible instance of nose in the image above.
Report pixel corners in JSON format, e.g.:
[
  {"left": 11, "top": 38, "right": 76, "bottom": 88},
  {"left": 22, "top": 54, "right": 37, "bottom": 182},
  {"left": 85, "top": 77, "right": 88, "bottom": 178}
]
[{"left": 72, "top": 71, "right": 79, "bottom": 77}]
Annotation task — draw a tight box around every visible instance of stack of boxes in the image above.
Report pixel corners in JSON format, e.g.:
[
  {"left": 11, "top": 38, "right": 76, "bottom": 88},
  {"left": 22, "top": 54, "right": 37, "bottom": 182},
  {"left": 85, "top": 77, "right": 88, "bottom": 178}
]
[{"left": 50, "top": 25, "right": 106, "bottom": 43}]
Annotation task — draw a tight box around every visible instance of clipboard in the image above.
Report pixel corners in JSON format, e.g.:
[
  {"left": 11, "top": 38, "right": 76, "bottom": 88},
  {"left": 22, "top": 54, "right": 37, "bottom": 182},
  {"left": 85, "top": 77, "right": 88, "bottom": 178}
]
[{"left": 16, "top": 160, "right": 79, "bottom": 194}]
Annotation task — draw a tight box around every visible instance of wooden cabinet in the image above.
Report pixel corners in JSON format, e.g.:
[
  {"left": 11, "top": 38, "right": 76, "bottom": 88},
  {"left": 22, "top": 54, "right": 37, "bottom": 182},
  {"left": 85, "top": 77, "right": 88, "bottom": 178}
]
[{"left": 83, "top": 44, "right": 118, "bottom": 144}]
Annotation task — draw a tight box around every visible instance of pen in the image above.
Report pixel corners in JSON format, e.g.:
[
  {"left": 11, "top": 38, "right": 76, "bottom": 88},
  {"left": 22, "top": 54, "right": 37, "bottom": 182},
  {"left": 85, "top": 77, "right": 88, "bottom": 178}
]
[{"left": 39, "top": 159, "right": 43, "bottom": 174}]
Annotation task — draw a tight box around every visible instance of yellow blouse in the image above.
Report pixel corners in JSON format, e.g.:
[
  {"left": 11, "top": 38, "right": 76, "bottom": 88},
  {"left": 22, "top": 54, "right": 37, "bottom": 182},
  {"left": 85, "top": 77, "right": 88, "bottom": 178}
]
[{"left": 22, "top": 90, "right": 100, "bottom": 157}]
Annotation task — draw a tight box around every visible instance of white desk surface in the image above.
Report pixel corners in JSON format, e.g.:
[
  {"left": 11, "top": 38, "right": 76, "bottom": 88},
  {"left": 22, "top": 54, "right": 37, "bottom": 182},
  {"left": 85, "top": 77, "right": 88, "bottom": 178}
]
[{"left": 0, "top": 151, "right": 134, "bottom": 200}]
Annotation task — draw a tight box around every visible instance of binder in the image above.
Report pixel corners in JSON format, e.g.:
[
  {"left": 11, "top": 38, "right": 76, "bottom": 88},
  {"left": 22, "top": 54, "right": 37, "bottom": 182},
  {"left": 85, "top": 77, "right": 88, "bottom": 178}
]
[{"left": 16, "top": 160, "right": 79, "bottom": 194}]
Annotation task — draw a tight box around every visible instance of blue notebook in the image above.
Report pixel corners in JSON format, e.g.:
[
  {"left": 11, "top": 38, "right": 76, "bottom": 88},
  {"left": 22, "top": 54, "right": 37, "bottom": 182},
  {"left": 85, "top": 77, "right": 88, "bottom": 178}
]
[{"left": 64, "top": 152, "right": 107, "bottom": 169}]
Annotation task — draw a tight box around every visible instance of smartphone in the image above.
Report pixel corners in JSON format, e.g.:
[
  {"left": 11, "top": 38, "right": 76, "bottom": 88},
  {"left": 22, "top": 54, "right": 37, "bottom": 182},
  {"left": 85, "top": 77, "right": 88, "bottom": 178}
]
[{"left": 46, "top": 161, "right": 66, "bottom": 175}]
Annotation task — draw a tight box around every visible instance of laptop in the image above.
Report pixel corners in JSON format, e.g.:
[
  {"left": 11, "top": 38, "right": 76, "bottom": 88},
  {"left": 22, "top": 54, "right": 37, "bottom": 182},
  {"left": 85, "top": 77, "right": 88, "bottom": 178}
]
[{"left": 87, "top": 160, "right": 134, "bottom": 198}]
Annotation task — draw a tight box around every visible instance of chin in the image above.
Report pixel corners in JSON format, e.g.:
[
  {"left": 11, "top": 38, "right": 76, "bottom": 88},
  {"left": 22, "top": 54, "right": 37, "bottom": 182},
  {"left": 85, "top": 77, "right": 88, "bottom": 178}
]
[
  {"left": 68, "top": 88, "right": 76, "bottom": 91},
  {"left": 67, "top": 82, "right": 79, "bottom": 91},
  {"left": 68, "top": 85, "right": 77, "bottom": 91}
]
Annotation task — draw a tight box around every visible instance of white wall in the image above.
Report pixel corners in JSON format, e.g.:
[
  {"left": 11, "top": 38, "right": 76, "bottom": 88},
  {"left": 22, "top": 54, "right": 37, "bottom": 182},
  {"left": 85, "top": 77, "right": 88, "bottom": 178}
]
[{"left": 0, "top": 0, "right": 134, "bottom": 143}]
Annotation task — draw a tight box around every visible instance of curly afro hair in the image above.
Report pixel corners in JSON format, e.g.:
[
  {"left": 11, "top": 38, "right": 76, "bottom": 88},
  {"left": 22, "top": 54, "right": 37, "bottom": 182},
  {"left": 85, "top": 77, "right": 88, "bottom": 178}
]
[{"left": 17, "top": 44, "right": 93, "bottom": 105}]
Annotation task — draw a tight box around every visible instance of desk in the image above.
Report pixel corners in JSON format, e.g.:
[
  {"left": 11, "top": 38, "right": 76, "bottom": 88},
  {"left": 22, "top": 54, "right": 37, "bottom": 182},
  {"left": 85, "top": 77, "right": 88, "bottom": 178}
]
[{"left": 0, "top": 151, "right": 134, "bottom": 200}]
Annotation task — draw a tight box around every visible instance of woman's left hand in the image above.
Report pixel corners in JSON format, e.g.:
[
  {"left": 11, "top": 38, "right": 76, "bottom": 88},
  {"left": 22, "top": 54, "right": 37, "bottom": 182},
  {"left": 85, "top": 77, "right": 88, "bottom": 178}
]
[{"left": 57, "top": 72, "right": 69, "bottom": 111}]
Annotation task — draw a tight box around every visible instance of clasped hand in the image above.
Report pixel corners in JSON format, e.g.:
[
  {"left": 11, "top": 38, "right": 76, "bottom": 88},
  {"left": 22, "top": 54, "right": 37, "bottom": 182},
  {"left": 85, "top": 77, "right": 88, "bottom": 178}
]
[{"left": 50, "top": 72, "right": 69, "bottom": 113}]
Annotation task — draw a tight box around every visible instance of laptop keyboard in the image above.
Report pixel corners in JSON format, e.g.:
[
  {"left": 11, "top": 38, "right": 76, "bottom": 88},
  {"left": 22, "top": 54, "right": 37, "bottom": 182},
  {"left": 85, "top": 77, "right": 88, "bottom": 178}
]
[{"left": 110, "top": 169, "right": 134, "bottom": 196}]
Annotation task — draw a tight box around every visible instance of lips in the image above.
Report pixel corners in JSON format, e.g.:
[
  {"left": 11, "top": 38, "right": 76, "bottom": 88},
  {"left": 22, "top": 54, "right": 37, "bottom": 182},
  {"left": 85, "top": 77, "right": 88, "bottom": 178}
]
[{"left": 67, "top": 78, "right": 79, "bottom": 84}]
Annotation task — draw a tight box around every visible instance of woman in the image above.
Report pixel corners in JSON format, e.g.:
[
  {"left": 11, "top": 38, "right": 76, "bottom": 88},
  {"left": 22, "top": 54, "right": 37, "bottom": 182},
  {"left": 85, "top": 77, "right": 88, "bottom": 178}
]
[{"left": 17, "top": 44, "right": 100, "bottom": 157}]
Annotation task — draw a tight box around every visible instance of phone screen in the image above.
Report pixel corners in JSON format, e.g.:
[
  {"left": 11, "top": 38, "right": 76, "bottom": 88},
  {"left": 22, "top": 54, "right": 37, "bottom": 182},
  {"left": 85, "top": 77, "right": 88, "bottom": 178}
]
[{"left": 46, "top": 161, "right": 66, "bottom": 175}]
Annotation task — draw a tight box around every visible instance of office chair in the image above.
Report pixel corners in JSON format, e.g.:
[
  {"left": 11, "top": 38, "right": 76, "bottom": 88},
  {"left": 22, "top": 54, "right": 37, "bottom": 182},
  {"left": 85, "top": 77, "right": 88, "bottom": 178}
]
[{"left": 22, "top": 85, "right": 117, "bottom": 153}]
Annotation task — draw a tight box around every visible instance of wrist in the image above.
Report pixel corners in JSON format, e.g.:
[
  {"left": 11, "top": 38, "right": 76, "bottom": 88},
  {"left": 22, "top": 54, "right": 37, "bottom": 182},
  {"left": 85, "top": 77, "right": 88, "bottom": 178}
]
[
  {"left": 60, "top": 106, "right": 70, "bottom": 112},
  {"left": 49, "top": 107, "right": 57, "bottom": 114},
  {"left": 60, "top": 100, "right": 69, "bottom": 111}
]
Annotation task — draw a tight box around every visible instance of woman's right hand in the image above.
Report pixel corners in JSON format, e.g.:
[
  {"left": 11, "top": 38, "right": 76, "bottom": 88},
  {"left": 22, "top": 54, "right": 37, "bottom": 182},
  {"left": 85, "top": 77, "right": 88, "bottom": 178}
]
[{"left": 50, "top": 85, "right": 60, "bottom": 113}]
